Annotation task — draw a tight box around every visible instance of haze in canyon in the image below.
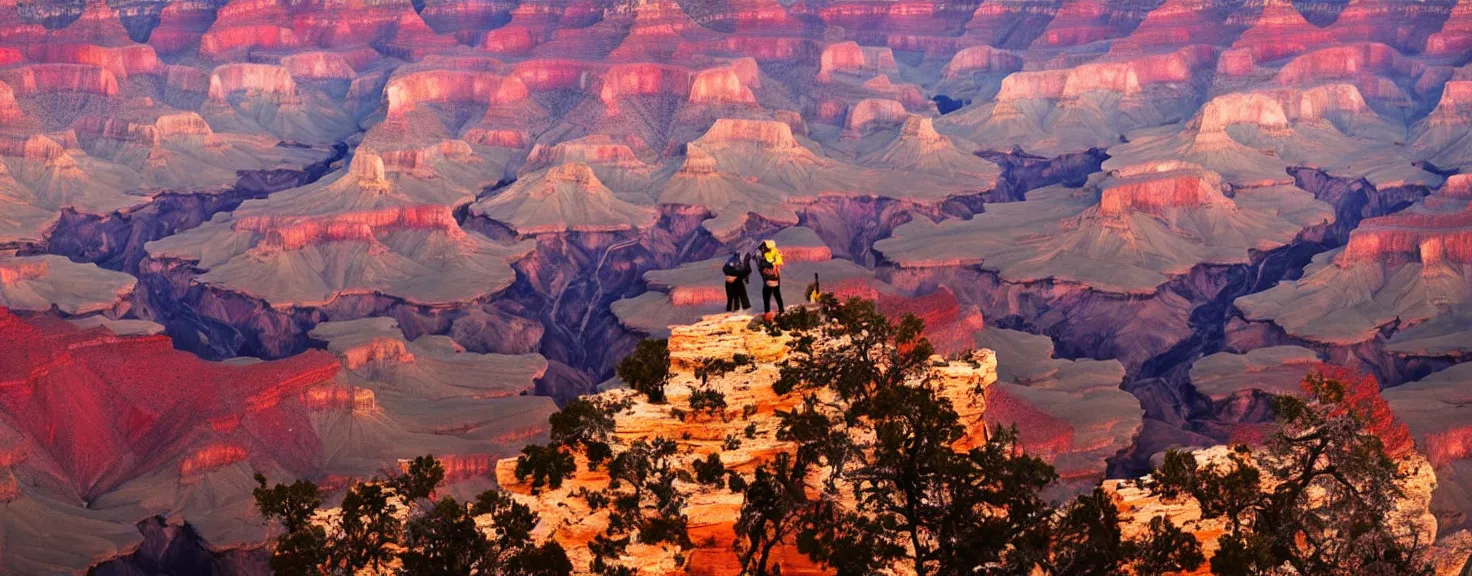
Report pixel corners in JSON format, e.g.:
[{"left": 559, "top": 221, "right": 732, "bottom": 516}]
[{"left": 3, "top": 0, "right": 1472, "bottom": 572}]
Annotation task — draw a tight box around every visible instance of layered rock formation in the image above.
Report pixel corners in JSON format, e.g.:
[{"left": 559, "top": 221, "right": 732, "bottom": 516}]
[
  {"left": 876, "top": 162, "right": 1333, "bottom": 294},
  {"left": 0, "top": 253, "right": 137, "bottom": 316},
  {"left": 1234, "top": 180, "right": 1472, "bottom": 374},
  {"left": 146, "top": 151, "right": 533, "bottom": 308},
  {"left": 13, "top": 0, "right": 1472, "bottom": 571},
  {"left": 493, "top": 312, "right": 1003, "bottom": 575},
  {"left": 0, "top": 305, "right": 557, "bottom": 573}
]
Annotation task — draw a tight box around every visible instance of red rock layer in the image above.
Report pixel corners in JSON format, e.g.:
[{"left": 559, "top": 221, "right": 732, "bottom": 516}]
[
  {"left": 943, "top": 45, "right": 1025, "bottom": 78},
  {"left": 0, "top": 307, "right": 339, "bottom": 497},
  {"left": 0, "top": 81, "right": 19, "bottom": 121},
  {"left": 1275, "top": 43, "right": 1423, "bottom": 87},
  {"left": 235, "top": 205, "right": 465, "bottom": 251},
  {"left": 0, "top": 64, "right": 119, "bottom": 97},
  {"left": 1339, "top": 209, "right": 1472, "bottom": 266},
  {"left": 845, "top": 98, "right": 908, "bottom": 132},
  {"left": 1427, "top": 0, "right": 1472, "bottom": 57},
  {"left": 817, "top": 41, "right": 898, "bottom": 82},
  {"left": 598, "top": 63, "right": 694, "bottom": 108},
  {"left": 0, "top": 134, "right": 69, "bottom": 163},
  {"left": 0, "top": 259, "right": 48, "bottom": 285},
  {"left": 1036, "top": 0, "right": 1153, "bottom": 48},
  {"left": 148, "top": 0, "right": 226, "bottom": 56},
  {"left": 1225, "top": 0, "right": 1338, "bottom": 67},
  {"left": 996, "top": 45, "right": 1215, "bottom": 100},
  {"left": 1109, "top": 0, "right": 1250, "bottom": 54},
  {"left": 385, "top": 70, "right": 529, "bottom": 118},
  {"left": 22, "top": 43, "right": 160, "bottom": 79},
  {"left": 207, "top": 63, "right": 298, "bottom": 103},
  {"left": 1098, "top": 163, "right": 1233, "bottom": 216},
  {"left": 985, "top": 385, "right": 1076, "bottom": 462}
]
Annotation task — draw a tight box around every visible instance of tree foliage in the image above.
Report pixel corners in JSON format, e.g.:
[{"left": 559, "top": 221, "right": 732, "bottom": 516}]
[
  {"left": 254, "top": 455, "right": 572, "bottom": 576},
  {"left": 617, "top": 338, "right": 671, "bottom": 403},
  {"left": 1149, "top": 369, "right": 1433, "bottom": 576},
  {"left": 739, "top": 295, "right": 1206, "bottom": 576}
]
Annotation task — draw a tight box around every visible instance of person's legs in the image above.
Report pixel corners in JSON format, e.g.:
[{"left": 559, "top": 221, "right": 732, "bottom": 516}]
[
  {"left": 762, "top": 284, "right": 773, "bottom": 313},
  {"left": 772, "top": 282, "right": 785, "bottom": 313},
  {"left": 725, "top": 281, "right": 739, "bottom": 312},
  {"left": 738, "top": 283, "right": 751, "bottom": 310}
]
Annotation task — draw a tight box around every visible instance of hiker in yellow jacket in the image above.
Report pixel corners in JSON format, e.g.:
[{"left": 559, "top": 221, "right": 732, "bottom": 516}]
[{"left": 756, "top": 239, "right": 785, "bottom": 315}]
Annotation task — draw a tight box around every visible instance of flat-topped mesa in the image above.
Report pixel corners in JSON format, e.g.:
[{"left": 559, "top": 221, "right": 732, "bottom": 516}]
[
  {"left": 301, "top": 383, "right": 379, "bottom": 413},
  {"left": 236, "top": 204, "right": 465, "bottom": 251},
  {"left": 943, "top": 45, "right": 1024, "bottom": 79},
  {"left": 1195, "top": 91, "right": 1291, "bottom": 134},
  {"left": 1337, "top": 211, "right": 1472, "bottom": 267},
  {"left": 199, "top": 24, "right": 302, "bottom": 60},
  {"left": 1097, "top": 162, "right": 1236, "bottom": 217},
  {"left": 0, "top": 255, "right": 136, "bottom": 316},
  {"left": 597, "top": 63, "right": 694, "bottom": 109},
  {"left": 510, "top": 58, "right": 598, "bottom": 92},
  {"left": 524, "top": 136, "right": 651, "bottom": 172},
  {"left": 206, "top": 63, "right": 298, "bottom": 104},
  {"left": 817, "top": 41, "right": 899, "bottom": 82},
  {"left": 279, "top": 51, "right": 359, "bottom": 82},
  {"left": 1188, "top": 346, "right": 1324, "bottom": 400},
  {"left": 384, "top": 70, "right": 530, "bottom": 119},
  {"left": 1293, "top": 83, "right": 1375, "bottom": 124},
  {"left": 153, "top": 112, "right": 214, "bottom": 137},
  {"left": 996, "top": 46, "right": 1214, "bottom": 101},
  {"left": 335, "top": 335, "right": 416, "bottom": 371},
  {"left": 22, "top": 43, "right": 160, "bottom": 79},
  {"left": 0, "top": 63, "right": 119, "bottom": 97},
  {"left": 1275, "top": 43, "right": 1423, "bottom": 88},
  {"left": 696, "top": 118, "right": 808, "bottom": 153},
  {"left": 689, "top": 61, "right": 758, "bottom": 105},
  {"left": 845, "top": 98, "right": 908, "bottom": 133}
]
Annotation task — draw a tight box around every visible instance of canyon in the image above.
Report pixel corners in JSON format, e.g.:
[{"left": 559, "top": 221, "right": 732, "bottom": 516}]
[{"left": 4, "top": 0, "right": 1472, "bottom": 572}]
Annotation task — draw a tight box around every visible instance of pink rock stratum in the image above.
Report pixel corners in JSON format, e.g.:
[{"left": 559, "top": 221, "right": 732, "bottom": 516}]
[{"left": 7, "top": 0, "right": 1472, "bottom": 572}]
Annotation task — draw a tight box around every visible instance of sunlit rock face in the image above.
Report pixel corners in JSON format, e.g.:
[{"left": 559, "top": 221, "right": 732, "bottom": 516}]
[{"left": 16, "top": 0, "right": 1472, "bottom": 571}]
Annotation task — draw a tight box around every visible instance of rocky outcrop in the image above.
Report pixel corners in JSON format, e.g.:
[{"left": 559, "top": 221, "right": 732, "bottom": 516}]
[
  {"left": 495, "top": 312, "right": 1000, "bottom": 575},
  {"left": 0, "top": 254, "right": 137, "bottom": 317},
  {"left": 0, "top": 305, "right": 340, "bottom": 573},
  {"left": 472, "top": 164, "right": 659, "bottom": 237}
]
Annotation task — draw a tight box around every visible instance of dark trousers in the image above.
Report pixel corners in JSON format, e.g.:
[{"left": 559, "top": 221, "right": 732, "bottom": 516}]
[
  {"left": 725, "top": 281, "right": 750, "bottom": 311},
  {"left": 762, "top": 282, "right": 784, "bottom": 314}
]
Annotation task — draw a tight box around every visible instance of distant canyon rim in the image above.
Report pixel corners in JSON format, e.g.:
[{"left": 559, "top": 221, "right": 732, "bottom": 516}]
[{"left": 3, "top": 0, "right": 1472, "bottom": 572}]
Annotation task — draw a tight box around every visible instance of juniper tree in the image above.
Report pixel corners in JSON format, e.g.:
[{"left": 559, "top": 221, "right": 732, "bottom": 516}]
[{"left": 1150, "top": 369, "right": 1433, "bottom": 576}]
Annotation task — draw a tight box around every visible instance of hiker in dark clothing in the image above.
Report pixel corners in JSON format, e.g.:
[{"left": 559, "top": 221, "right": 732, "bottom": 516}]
[
  {"left": 757, "top": 239, "right": 785, "bottom": 315},
  {"left": 722, "top": 252, "right": 752, "bottom": 312}
]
